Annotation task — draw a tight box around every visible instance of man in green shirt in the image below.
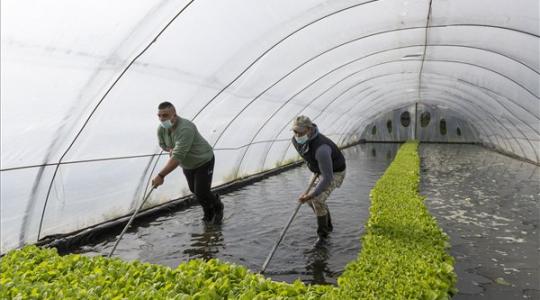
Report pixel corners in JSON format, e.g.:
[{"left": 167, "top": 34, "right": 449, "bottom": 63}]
[{"left": 151, "top": 102, "right": 224, "bottom": 225}]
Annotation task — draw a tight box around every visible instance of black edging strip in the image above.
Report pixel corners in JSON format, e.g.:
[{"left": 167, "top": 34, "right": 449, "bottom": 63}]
[{"left": 35, "top": 160, "right": 304, "bottom": 252}]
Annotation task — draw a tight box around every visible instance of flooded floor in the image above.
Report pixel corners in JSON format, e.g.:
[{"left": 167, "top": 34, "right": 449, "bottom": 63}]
[
  {"left": 420, "top": 144, "right": 540, "bottom": 299},
  {"left": 70, "top": 143, "right": 398, "bottom": 285}
]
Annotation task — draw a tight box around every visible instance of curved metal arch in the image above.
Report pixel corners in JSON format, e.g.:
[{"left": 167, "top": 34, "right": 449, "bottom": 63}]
[
  {"left": 432, "top": 23, "right": 540, "bottom": 39},
  {"left": 229, "top": 53, "right": 418, "bottom": 175},
  {"left": 421, "top": 59, "right": 539, "bottom": 98},
  {"left": 340, "top": 104, "right": 487, "bottom": 147},
  {"left": 278, "top": 70, "right": 528, "bottom": 162},
  {"left": 296, "top": 75, "right": 523, "bottom": 157},
  {"left": 257, "top": 71, "right": 415, "bottom": 170},
  {"left": 341, "top": 105, "right": 484, "bottom": 145},
  {"left": 427, "top": 45, "right": 539, "bottom": 74},
  {"left": 433, "top": 77, "right": 540, "bottom": 124},
  {"left": 364, "top": 97, "right": 536, "bottom": 161},
  {"left": 209, "top": 33, "right": 537, "bottom": 175},
  {"left": 210, "top": 37, "right": 538, "bottom": 153},
  {"left": 259, "top": 68, "right": 514, "bottom": 170},
  {"left": 246, "top": 47, "right": 539, "bottom": 172},
  {"left": 342, "top": 101, "right": 486, "bottom": 149},
  {"left": 316, "top": 85, "right": 512, "bottom": 155},
  {"left": 330, "top": 79, "right": 528, "bottom": 154},
  {"left": 420, "top": 78, "right": 540, "bottom": 135},
  {"left": 333, "top": 76, "right": 540, "bottom": 143},
  {"left": 491, "top": 114, "right": 540, "bottom": 163},
  {"left": 276, "top": 85, "right": 504, "bottom": 165},
  {"left": 308, "top": 72, "right": 536, "bottom": 164},
  {"left": 331, "top": 75, "right": 539, "bottom": 141},
  {"left": 190, "top": 0, "right": 383, "bottom": 121},
  {"left": 341, "top": 91, "right": 522, "bottom": 155},
  {"left": 242, "top": 40, "right": 540, "bottom": 155},
  {"left": 339, "top": 102, "right": 482, "bottom": 145},
  {"left": 359, "top": 102, "right": 486, "bottom": 145},
  {"left": 226, "top": 52, "right": 537, "bottom": 161},
  {"left": 233, "top": 49, "right": 426, "bottom": 175},
  {"left": 193, "top": 21, "right": 539, "bottom": 125},
  {"left": 294, "top": 95, "right": 506, "bottom": 166},
  {"left": 338, "top": 91, "right": 533, "bottom": 161},
  {"left": 236, "top": 71, "right": 406, "bottom": 174},
  {"left": 265, "top": 59, "right": 540, "bottom": 171},
  {"left": 206, "top": 36, "right": 423, "bottom": 148},
  {"left": 35, "top": 0, "right": 197, "bottom": 241},
  {"left": 337, "top": 96, "right": 512, "bottom": 158},
  {"left": 290, "top": 66, "right": 539, "bottom": 151},
  {"left": 418, "top": 0, "right": 433, "bottom": 93},
  {"left": 197, "top": 26, "right": 539, "bottom": 161}
]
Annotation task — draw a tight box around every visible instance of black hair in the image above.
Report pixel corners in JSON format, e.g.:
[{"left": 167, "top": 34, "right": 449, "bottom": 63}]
[{"left": 158, "top": 101, "right": 175, "bottom": 110}]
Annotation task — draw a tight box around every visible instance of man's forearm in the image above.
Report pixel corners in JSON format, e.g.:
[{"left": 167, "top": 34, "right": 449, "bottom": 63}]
[{"left": 159, "top": 158, "right": 180, "bottom": 177}]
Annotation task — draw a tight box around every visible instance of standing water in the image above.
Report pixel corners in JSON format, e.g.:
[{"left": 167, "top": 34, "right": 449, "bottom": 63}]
[
  {"left": 420, "top": 144, "right": 539, "bottom": 299},
  {"left": 69, "top": 143, "right": 398, "bottom": 284}
]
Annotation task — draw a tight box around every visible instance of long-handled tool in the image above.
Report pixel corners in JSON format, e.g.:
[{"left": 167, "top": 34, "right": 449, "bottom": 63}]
[
  {"left": 260, "top": 175, "right": 319, "bottom": 274},
  {"left": 108, "top": 187, "right": 156, "bottom": 258}
]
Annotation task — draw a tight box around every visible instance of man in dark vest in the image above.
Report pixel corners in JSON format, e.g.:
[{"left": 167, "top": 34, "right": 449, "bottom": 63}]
[
  {"left": 152, "top": 101, "right": 224, "bottom": 225},
  {"left": 292, "top": 115, "right": 346, "bottom": 245}
]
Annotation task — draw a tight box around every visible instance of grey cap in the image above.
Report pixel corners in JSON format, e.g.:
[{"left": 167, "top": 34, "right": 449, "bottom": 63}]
[{"left": 292, "top": 115, "right": 314, "bottom": 131}]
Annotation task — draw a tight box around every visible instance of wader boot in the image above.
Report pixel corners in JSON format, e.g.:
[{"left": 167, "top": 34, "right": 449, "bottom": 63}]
[
  {"left": 327, "top": 211, "right": 333, "bottom": 232},
  {"left": 200, "top": 199, "right": 215, "bottom": 223},
  {"left": 315, "top": 214, "right": 331, "bottom": 246},
  {"left": 212, "top": 193, "right": 224, "bottom": 225}
]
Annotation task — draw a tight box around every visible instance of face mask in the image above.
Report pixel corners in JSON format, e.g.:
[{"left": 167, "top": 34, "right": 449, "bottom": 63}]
[
  {"left": 295, "top": 134, "right": 309, "bottom": 144},
  {"left": 160, "top": 119, "right": 173, "bottom": 129}
]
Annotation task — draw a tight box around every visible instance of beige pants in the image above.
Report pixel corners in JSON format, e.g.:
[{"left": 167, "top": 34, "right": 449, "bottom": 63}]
[{"left": 307, "top": 170, "right": 346, "bottom": 216}]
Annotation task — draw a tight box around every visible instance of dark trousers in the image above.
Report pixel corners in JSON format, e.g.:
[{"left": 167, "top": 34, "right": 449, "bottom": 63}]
[{"left": 182, "top": 156, "right": 218, "bottom": 209}]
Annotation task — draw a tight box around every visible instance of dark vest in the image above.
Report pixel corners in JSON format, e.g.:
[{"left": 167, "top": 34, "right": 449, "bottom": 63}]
[{"left": 292, "top": 132, "right": 346, "bottom": 174}]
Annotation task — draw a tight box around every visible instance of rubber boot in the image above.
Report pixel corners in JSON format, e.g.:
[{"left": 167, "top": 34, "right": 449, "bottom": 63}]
[
  {"left": 202, "top": 207, "right": 214, "bottom": 223},
  {"left": 197, "top": 197, "right": 214, "bottom": 223},
  {"left": 212, "top": 193, "right": 224, "bottom": 225},
  {"left": 201, "top": 204, "right": 215, "bottom": 223},
  {"left": 327, "top": 211, "right": 333, "bottom": 232},
  {"left": 315, "top": 214, "right": 331, "bottom": 246}
]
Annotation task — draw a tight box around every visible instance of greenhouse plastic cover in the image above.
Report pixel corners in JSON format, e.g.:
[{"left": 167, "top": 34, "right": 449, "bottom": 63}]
[{"left": 1, "top": 0, "right": 538, "bottom": 254}]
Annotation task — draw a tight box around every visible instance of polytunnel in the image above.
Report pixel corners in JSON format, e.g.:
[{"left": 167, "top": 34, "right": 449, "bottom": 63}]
[{"left": 1, "top": 0, "right": 539, "bottom": 297}]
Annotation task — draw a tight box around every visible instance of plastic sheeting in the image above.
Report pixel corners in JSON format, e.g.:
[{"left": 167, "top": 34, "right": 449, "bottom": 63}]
[{"left": 1, "top": 0, "right": 539, "bottom": 254}]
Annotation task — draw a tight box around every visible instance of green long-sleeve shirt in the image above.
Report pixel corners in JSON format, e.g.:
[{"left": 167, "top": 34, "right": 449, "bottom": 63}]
[{"left": 157, "top": 117, "right": 214, "bottom": 170}]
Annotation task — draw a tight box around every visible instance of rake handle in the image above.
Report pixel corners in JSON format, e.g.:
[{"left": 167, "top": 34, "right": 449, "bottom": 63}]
[
  {"left": 108, "top": 187, "right": 156, "bottom": 258},
  {"left": 260, "top": 174, "right": 319, "bottom": 274}
]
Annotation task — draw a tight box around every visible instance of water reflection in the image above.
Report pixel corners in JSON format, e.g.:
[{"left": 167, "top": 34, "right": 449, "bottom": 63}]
[
  {"left": 304, "top": 244, "right": 331, "bottom": 284},
  {"left": 183, "top": 224, "right": 224, "bottom": 260}
]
